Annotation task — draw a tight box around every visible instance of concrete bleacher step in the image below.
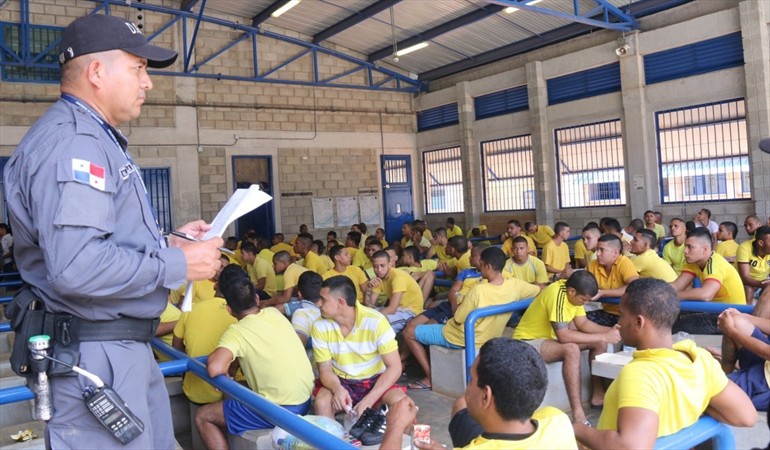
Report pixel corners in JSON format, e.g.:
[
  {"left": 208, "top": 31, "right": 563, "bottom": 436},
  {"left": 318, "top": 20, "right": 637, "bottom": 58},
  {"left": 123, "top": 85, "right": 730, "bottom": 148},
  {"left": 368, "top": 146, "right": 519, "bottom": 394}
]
[{"left": 0, "top": 420, "right": 46, "bottom": 450}]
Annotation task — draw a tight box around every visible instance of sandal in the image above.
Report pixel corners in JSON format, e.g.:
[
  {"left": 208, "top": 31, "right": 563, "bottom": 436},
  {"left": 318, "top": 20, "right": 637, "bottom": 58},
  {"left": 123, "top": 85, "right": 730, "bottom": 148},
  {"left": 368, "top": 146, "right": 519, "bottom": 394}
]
[{"left": 407, "top": 381, "right": 432, "bottom": 391}]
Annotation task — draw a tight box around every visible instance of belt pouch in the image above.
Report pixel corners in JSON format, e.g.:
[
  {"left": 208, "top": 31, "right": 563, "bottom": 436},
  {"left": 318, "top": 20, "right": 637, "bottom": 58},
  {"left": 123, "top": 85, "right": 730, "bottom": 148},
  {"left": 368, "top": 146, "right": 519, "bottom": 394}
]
[{"left": 5, "top": 287, "right": 45, "bottom": 377}]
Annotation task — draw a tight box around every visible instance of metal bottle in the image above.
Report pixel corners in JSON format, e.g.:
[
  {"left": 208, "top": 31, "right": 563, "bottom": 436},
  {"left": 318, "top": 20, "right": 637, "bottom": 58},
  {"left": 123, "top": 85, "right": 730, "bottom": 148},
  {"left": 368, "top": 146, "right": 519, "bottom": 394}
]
[{"left": 28, "top": 335, "right": 54, "bottom": 421}]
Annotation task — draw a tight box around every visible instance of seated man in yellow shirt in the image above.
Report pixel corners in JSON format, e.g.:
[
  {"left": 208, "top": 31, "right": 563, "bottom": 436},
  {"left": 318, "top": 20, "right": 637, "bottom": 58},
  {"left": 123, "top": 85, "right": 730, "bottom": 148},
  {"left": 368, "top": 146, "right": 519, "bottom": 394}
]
[
  {"left": 736, "top": 225, "right": 770, "bottom": 303},
  {"left": 436, "top": 236, "right": 472, "bottom": 279},
  {"left": 446, "top": 217, "right": 463, "bottom": 239},
  {"left": 579, "top": 224, "right": 601, "bottom": 268},
  {"left": 630, "top": 229, "right": 677, "bottom": 282},
  {"left": 514, "top": 271, "right": 620, "bottom": 425},
  {"left": 524, "top": 221, "right": 555, "bottom": 249},
  {"left": 426, "top": 227, "right": 452, "bottom": 262},
  {"left": 671, "top": 228, "right": 747, "bottom": 334},
  {"left": 195, "top": 267, "right": 314, "bottom": 449},
  {"left": 399, "top": 246, "right": 437, "bottom": 304},
  {"left": 715, "top": 221, "right": 739, "bottom": 264},
  {"left": 586, "top": 234, "right": 640, "bottom": 327},
  {"left": 501, "top": 219, "right": 536, "bottom": 258},
  {"left": 503, "top": 237, "right": 548, "bottom": 289},
  {"left": 644, "top": 210, "right": 666, "bottom": 241},
  {"left": 322, "top": 244, "right": 369, "bottom": 303},
  {"left": 240, "top": 242, "right": 277, "bottom": 299},
  {"left": 294, "top": 233, "right": 328, "bottom": 275},
  {"left": 574, "top": 278, "right": 756, "bottom": 449},
  {"left": 541, "top": 221, "right": 571, "bottom": 279},
  {"left": 270, "top": 232, "right": 296, "bottom": 257},
  {"left": 382, "top": 338, "right": 578, "bottom": 450},
  {"left": 663, "top": 218, "right": 687, "bottom": 275},
  {"left": 404, "top": 248, "right": 539, "bottom": 391},
  {"left": 262, "top": 250, "right": 309, "bottom": 315},
  {"left": 367, "top": 250, "right": 425, "bottom": 333},
  {"left": 573, "top": 222, "right": 598, "bottom": 269}
]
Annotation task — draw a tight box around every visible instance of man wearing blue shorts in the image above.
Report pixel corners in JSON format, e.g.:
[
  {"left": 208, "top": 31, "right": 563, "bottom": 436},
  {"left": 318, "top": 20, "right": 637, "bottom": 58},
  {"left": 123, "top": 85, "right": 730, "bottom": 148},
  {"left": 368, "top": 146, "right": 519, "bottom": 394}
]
[{"left": 195, "top": 267, "right": 314, "bottom": 450}]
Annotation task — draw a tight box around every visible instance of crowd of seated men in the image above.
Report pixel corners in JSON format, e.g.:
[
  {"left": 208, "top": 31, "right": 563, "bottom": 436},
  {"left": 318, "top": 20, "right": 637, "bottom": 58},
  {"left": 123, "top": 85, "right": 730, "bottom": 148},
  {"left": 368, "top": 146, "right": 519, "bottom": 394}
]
[{"left": 153, "top": 211, "right": 769, "bottom": 449}]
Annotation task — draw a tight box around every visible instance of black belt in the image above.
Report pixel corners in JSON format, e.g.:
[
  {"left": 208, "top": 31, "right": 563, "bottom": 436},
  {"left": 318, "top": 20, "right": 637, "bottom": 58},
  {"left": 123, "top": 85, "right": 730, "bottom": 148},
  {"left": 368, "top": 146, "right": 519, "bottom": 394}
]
[{"left": 56, "top": 315, "right": 159, "bottom": 343}]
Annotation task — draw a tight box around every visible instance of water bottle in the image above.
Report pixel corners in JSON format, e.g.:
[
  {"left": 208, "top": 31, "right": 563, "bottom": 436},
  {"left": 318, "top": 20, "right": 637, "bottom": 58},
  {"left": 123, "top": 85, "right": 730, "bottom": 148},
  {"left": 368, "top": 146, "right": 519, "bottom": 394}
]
[
  {"left": 342, "top": 404, "right": 358, "bottom": 432},
  {"left": 28, "top": 335, "right": 53, "bottom": 421}
]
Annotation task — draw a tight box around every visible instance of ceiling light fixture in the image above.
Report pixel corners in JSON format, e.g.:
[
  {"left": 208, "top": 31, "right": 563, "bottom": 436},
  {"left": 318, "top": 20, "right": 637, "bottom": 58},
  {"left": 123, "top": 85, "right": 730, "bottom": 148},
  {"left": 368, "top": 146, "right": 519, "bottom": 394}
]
[
  {"left": 395, "top": 42, "right": 429, "bottom": 57},
  {"left": 505, "top": 0, "right": 542, "bottom": 14},
  {"left": 271, "top": 0, "right": 301, "bottom": 18}
]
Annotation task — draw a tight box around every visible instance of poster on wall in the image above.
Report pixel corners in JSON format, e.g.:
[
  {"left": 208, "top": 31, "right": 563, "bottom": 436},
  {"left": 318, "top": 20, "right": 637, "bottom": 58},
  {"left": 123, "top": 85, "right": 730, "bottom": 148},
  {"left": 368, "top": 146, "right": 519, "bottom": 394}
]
[
  {"left": 358, "top": 195, "right": 380, "bottom": 225},
  {"left": 336, "top": 196, "right": 359, "bottom": 227},
  {"left": 311, "top": 197, "right": 334, "bottom": 229}
]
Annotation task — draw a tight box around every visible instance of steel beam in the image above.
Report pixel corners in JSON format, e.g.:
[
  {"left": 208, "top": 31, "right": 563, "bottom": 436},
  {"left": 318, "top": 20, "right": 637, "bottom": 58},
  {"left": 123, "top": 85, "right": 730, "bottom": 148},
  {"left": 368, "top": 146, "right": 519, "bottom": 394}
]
[
  {"left": 312, "top": 0, "right": 403, "bottom": 44},
  {"left": 252, "top": 0, "right": 295, "bottom": 28},
  {"left": 368, "top": 5, "right": 504, "bottom": 62},
  {"left": 485, "top": 0, "right": 637, "bottom": 31}
]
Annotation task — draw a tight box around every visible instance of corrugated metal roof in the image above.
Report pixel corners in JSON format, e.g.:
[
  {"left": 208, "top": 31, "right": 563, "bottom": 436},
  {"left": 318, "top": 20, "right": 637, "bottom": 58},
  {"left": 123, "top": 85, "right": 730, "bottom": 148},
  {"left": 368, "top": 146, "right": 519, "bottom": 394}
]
[{"left": 195, "top": 0, "right": 689, "bottom": 83}]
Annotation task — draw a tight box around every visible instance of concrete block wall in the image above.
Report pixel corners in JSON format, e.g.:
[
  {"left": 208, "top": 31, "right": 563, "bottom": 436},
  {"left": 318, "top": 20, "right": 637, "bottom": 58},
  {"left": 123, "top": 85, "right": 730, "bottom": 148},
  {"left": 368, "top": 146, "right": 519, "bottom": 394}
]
[{"left": 414, "top": 0, "right": 769, "bottom": 233}]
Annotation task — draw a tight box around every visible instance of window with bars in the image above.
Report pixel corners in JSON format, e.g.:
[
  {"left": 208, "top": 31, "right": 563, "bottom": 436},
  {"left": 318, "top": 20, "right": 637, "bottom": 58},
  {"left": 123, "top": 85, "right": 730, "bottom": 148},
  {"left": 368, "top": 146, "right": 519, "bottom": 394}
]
[
  {"left": 141, "top": 167, "right": 173, "bottom": 233},
  {"left": 555, "top": 119, "right": 626, "bottom": 208},
  {"left": 423, "top": 147, "right": 463, "bottom": 214},
  {"left": 481, "top": 135, "right": 535, "bottom": 212},
  {"left": 0, "top": 22, "right": 62, "bottom": 83},
  {"left": 656, "top": 98, "right": 750, "bottom": 204}
]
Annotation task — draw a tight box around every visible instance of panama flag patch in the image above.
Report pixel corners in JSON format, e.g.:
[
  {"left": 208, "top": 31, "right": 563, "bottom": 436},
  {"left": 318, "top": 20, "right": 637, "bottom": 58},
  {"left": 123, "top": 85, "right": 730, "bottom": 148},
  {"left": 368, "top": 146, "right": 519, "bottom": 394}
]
[{"left": 72, "top": 159, "right": 106, "bottom": 191}]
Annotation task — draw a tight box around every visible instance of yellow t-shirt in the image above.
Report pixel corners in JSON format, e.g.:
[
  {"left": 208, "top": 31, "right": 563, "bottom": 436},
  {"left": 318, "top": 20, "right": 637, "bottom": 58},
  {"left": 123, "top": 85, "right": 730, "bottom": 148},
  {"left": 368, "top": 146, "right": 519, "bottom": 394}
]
[
  {"left": 322, "top": 265, "right": 369, "bottom": 303},
  {"left": 573, "top": 238, "right": 592, "bottom": 264},
  {"left": 588, "top": 255, "right": 638, "bottom": 315},
  {"left": 311, "top": 304, "right": 398, "bottom": 380},
  {"left": 372, "top": 268, "right": 425, "bottom": 315},
  {"left": 527, "top": 225, "right": 555, "bottom": 248},
  {"left": 174, "top": 297, "right": 237, "bottom": 404},
  {"left": 351, "top": 248, "right": 370, "bottom": 269},
  {"left": 714, "top": 240, "right": 738, "bottom": 267},
  {"left": 455, "top": 268, "right": 483, "bottom": 300},
  {"left": 541, "top": 240, "right": 570, "bottom": 271},
  {"left": 169, "top": 279, "right": 216, "bottom": 305},
  {"left": 218, "top": 308, "right": 313, "bottom": 405},
  {"left": 422, "top": 229, "right": 434, "bottom": 242},
  {"left": 663, "top": 240, "right": 686, "bottom": 275},
  {"left": 502, "top": 256, "right": 548, "bottom": 285},
  {"left": 456, "top": 250, "right": 472, "bottom": 272},
  {"left": 401, "top": 259, "right": 439, "bottom": 273},
  {"left": 447, "top": 225, "right": 464, "bottom": 238},
  {"left": 320, "top": 254, "right": 335, "bottom": 271},
  {"left": 652, "top": 223, "right": 666, "bottom": 241},
  {"left": 281, "top": 263, "right": 309, "bottom": 292},
  {"left": 460, "top": 406, "right": 577, "bottom": 449},
  {"left": 501, "top": 235, "right": 537, "bottom": 257},
  {"left": 302, "top": 251, "right": 328, "bottom": 275},
  {"left": 443, "top": 278, "right": 540, "bottom": 348},
  {"left": 632, "top": 249, "right": 677, "bottom": 283},
  {"left": 257, "top": 248, "right": 275, "bottom": 263},
  {"left": 597, "top": 340, "right": 728, "bottom": 438},
  {"left": 514, "top": 280, "right": 585, "bottom": 340},
  {"left": 681, "top": 252, "right": 747, "bottom": 304},
  {"left": 245, "top": 257, "right": 278, "bottom": 297},
  {"left": 736, "top": 239, "right": 770, "bottom": 282},
  {"left": 270, "top": 242, "right": 296, "bottom": 257},
  {"left": 434, "top": 245, "right": 453, "bottom": 261}
]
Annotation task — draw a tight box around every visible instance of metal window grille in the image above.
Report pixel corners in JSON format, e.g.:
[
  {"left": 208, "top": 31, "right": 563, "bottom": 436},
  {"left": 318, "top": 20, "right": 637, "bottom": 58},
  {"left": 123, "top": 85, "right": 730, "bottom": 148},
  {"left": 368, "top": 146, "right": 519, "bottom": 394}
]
[
  {"left": 481, "top": 135, "right": 535, "bottom": 212},
  {"left": 423, "top": 147, "right": 463, "bottom": 214},
  {"left": 383, "top": 159, "right": 408, "bottom": 185},
  {"left": 0, "top": 22, "right": 62, "bottom": 83},
  {"left": 141, "top": 167, "right": 173, "bottom": 233},
  {"left": 555, "top": 119, "right": 626, "bottom": 208},
  {"left": 656, "top": 98, "right": 750, "bottom": 204}
]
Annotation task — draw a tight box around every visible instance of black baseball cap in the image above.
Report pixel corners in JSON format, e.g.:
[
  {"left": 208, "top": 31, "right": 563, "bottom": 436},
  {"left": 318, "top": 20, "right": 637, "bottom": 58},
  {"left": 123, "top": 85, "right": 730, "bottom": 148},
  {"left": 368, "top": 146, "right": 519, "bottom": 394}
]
[{"left": 59, "top": 14, "right": 178, "bottom": 68}]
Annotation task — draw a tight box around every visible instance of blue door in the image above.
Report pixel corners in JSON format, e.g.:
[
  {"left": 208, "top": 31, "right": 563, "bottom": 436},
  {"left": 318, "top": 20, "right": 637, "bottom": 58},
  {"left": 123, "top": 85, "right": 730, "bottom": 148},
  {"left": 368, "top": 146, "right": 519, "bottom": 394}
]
[
  {"left": 232, "top": 156, "right": 275, "bottom": 240},
  {"left": 381, "top": 155, "right": 414, "bottom": 244}
]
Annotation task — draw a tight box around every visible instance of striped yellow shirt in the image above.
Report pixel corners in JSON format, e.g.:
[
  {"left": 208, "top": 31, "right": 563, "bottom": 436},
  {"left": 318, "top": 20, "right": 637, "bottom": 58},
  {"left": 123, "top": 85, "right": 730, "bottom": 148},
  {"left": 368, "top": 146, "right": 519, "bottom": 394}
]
[{"left": 311, "top": 305, "right": 397, "bottom": 380}]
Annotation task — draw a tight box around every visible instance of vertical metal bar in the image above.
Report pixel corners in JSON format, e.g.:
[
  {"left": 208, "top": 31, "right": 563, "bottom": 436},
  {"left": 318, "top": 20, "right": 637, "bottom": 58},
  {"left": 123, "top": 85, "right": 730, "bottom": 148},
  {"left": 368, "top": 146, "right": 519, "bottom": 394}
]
[
  {"left": 184, "top": 0, "right": 208, "bottom": 72},
  {"left": 252, "top": 32, "right": 259, "bottom": 78}
]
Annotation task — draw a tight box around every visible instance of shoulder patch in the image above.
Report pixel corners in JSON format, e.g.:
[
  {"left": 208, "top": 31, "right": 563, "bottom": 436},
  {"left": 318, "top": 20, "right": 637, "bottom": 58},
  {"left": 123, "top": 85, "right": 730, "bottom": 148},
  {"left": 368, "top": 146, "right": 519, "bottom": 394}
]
[{"left": 72, "top": 159, "right": 106, "bottom": 191}]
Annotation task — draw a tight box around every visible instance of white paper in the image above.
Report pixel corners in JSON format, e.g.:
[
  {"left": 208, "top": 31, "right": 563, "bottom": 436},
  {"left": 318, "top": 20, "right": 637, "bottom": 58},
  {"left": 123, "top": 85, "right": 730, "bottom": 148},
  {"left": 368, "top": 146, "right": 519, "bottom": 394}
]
[
  {"left": 336, "top": 196, "right": 359, "bottom": 227},
  {"left": 595, "top": 352, "right": 633, "bottom": 366},
  {"left": 312, "top": 197, "right": 334, "bottom": 229},
  {"left": 180, "top": 184, "right": 273, "bottom": 312},
  {"left": 358, "top": 195, "right": 380, "bottom": 225}
]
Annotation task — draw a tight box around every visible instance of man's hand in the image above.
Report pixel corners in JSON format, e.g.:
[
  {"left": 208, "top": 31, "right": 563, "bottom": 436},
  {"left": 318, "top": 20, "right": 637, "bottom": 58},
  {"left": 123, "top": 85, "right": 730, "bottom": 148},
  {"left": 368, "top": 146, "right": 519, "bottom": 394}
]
[
  {"left": 385, "top": 397, "right": 418, "bottom": 438},
  {"left": 368, "top": 277, "right": 383, "bottom": 289},
  {"left": 354, "top": 396, "right": 374, "bottom": 417},
  {"left": 717, "top": 309, "right": 754, "bottom": 337},
  {"left": 332, "top": 387, "right": 353, "bottom": 414},
  {"left": 604, "top": 325, "right": 621, "bottom": 344},
  {"left": 592, "top": 289, "right": 606, "bottom": 301},
  {"left": 181, "top": 238, "right": 224, "bottom": 281},
  {"left": 176, "top": 220, "right": 213, "bottom": 240}
]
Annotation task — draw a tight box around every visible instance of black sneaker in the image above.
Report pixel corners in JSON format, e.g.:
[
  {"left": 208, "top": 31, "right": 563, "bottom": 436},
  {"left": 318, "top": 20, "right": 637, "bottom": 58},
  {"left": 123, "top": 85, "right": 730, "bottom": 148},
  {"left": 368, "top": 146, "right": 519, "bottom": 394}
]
[
  {"left": 359, "top": 407, "right": 387, "bottom": 446},
  {"left": 349, "top": 407, "right": 376, "bottom": 439}
]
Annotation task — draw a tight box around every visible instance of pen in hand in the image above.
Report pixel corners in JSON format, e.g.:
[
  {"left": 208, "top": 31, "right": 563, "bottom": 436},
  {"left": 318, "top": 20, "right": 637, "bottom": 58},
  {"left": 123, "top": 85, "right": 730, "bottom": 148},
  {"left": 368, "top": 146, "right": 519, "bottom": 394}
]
[{"left": 170, "top": 231, "right": 234, "bottom": 255}]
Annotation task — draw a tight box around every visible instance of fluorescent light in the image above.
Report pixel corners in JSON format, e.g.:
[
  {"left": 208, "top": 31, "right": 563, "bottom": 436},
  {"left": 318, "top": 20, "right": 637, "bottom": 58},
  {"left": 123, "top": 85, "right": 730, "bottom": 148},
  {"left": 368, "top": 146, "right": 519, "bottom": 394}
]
[
  {"left": 505, "top": 0, "right": 542, "bottom": 13},
  {"left": 271, "top": 0, "right": 301, "bottom": 18},
  {"left": 395, "top": 42, "right": 428, "bottom": 57}
]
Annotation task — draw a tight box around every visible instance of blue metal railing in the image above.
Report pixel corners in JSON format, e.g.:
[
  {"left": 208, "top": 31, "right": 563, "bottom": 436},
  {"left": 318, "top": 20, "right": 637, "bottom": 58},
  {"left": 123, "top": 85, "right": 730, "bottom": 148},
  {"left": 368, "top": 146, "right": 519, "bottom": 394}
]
[
  {"left": 655, "top": 415, "right": 735, "bottom": 449},
  {"left": 0, "top": 271, "right": 23, "bottom": 304}
]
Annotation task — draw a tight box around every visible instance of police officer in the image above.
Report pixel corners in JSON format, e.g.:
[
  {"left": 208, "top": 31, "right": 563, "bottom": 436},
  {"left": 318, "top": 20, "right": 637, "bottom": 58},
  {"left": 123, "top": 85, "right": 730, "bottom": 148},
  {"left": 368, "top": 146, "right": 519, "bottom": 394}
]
[{"left": 4, "top": 14, "right": 222, "bottom": 449}]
